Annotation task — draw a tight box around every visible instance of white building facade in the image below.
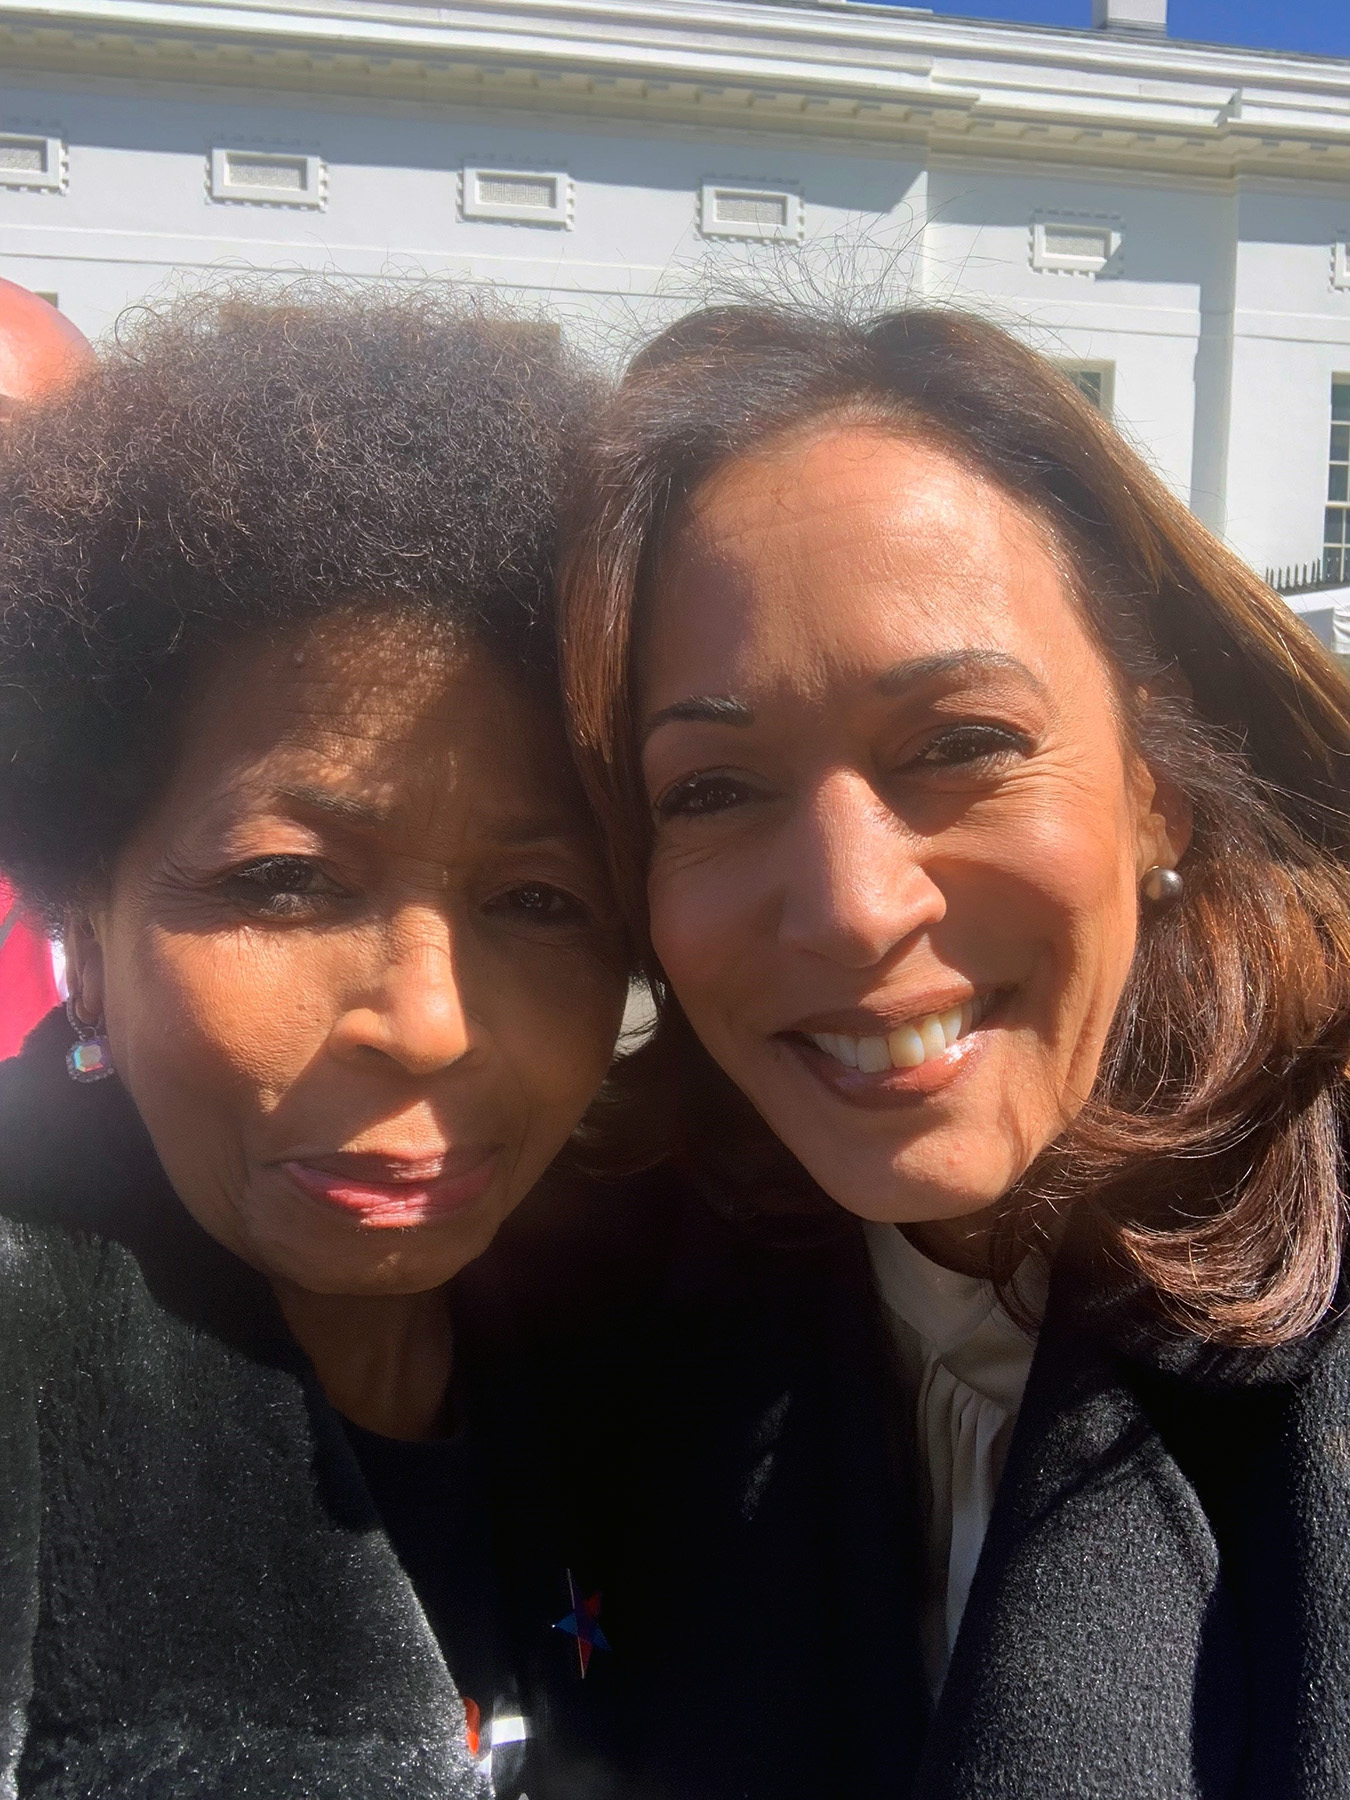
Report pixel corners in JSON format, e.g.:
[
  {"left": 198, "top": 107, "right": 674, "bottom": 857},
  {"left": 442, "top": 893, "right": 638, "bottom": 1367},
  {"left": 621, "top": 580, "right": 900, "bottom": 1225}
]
[{"left": 2, "top": 0, "right": 1350, "bottom": 619}]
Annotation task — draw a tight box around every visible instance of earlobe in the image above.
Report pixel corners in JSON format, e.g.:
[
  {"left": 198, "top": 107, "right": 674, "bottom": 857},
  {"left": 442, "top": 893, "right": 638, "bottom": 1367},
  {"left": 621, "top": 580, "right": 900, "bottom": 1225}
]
[
  {"left": 63, "top": 912, "right": 107, "bottom": 1026},
  {"left": 1131, "top": 755, "right": 1194, "bottom": 882}
]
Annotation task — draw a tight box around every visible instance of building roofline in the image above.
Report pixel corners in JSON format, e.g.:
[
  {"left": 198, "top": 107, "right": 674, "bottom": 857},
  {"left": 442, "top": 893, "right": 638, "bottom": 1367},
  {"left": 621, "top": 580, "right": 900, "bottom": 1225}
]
[{"left": 2, "top": 0, "right": 1349, "bottom": 178}]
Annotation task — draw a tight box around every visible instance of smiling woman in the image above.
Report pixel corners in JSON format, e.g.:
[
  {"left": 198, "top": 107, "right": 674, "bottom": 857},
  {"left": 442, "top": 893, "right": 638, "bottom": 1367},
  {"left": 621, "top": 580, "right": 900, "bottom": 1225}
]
[
  {"left": 558, "top": 303, "right": 1350, "bottom": 1797},
  {"left": 0, "top": 288, "right": 629, "bottom": 1799}
]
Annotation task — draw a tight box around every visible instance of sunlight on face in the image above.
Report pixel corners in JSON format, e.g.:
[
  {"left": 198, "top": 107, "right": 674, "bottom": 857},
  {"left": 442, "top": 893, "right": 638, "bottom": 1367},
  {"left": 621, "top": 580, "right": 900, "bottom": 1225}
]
[
  {"left": 77, "top": 614, "right": 626, "bottom": 1295},
  {"left": 639, "top": 425, "right": 1185, "bottom": 1230}
]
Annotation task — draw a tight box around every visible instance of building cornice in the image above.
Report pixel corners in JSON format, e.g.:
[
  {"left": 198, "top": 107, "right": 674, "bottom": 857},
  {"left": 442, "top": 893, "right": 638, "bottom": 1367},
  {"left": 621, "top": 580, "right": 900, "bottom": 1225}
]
[{"left": 3, "top": 0, "right": 1350, "bottom": 180}]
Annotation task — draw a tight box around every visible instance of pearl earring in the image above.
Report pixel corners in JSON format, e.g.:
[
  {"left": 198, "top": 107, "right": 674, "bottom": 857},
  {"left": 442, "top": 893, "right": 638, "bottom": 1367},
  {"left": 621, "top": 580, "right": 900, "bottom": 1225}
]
[
  {"left": 65, "top": 997, "right": 115, "bottom": 1083},
  {"left": 1141, "top": 865, "right": 1184, "bottom": 907}
]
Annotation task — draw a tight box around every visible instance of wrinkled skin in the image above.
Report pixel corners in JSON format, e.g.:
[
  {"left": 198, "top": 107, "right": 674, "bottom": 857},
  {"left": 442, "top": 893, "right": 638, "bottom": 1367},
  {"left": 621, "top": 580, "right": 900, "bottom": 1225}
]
[{"left": 68, "top": 614, "right": 626, "bottom": 1432}]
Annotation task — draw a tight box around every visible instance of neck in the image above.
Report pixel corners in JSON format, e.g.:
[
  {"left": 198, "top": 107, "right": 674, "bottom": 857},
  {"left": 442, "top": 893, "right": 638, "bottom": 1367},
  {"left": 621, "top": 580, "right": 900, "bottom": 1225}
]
[
  {"left": 271, "top": 1280, "right": 455, "bottom": 1441},
  {"left": 901, "top": 1206, "right": 1000, "bottom": 1277}
]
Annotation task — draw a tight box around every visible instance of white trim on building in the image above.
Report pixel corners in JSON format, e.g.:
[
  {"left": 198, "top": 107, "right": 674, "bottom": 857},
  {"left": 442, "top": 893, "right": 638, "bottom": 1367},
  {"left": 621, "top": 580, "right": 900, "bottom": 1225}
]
[{"left": 2, "top": 0, "right": 1349, "bottom": 600}]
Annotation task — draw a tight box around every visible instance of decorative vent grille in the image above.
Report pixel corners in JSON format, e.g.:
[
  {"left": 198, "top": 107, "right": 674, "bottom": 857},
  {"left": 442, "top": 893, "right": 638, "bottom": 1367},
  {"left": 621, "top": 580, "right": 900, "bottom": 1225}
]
[
  {"left": 479, "top": 174, "right": 555, "bottom": 209},
  {"left": 0, "top": 141, "right": 44, "bottom": 173},
  {"left": 209, "top": 149, "right": 325, "bottom": 208},
  {"left": 1032, "top": 216, "right": 1122, "bottom": 276},
  {"left": 716, "top": 192, "right": 788, "bottom": 228},
  {"left": 0, "top": 134, "right": 66, "bottom": 192},
  {"left": 699, "top": 181, "right": 802, "bottom": 243},
  {"left": 462, "top": 167, "right": 572, "bottom": 227}
]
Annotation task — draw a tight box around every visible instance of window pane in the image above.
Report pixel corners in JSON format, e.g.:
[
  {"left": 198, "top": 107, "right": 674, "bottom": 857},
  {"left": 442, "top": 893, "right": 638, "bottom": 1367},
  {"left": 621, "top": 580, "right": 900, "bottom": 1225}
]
[
  {"left": 1332, "top": 423, "right": 1350, "bottom": 461},
  {"left": 1327, "top": 548, "right": 1347, "bottom": 582},
  {"left": 1331, "top": 466, "right": 1349, "bottom": 503},
  {"left": 1333, "top": 381, "right": 1350, "bottom": 422}
]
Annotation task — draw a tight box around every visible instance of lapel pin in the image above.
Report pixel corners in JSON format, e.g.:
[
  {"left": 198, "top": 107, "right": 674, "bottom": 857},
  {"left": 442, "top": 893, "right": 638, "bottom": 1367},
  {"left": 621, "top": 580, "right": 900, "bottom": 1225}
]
[{"left": 553, "top": 1570, "right": 610, "bottom": 1678}]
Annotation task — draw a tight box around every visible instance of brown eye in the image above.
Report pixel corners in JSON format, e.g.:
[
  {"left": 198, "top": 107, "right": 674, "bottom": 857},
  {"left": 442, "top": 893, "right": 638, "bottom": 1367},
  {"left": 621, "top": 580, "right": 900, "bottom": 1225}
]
[
  {"left": 220, "top": 856, "right": 348, "bottom": 918},
  {"left": 653, "top": 773, "right": 757, "bottom": 821},
  {"left": 912, "top": 725, "right": 1031, "bottom": 770},
  {"left": 485, "top": 883, "right": 590, "bottom": 927}
]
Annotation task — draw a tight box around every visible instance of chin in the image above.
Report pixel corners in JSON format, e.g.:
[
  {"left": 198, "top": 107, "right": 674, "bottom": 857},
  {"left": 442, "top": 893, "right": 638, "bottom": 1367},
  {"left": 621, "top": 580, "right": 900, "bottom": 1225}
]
[{"left": 789, "top": 1140, "right": 1020, "bottom": 1229}]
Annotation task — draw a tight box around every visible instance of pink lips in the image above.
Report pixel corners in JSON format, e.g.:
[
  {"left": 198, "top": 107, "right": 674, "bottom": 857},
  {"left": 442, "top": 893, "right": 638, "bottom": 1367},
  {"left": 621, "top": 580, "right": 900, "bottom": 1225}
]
[{"left": 281, "top": 1149, "right": 500, "bottom": 1229}]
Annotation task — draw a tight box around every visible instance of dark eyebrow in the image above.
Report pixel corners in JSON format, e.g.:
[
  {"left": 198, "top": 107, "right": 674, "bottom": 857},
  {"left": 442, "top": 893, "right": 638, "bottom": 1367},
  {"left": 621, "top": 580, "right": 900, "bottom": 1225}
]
[
  {"left": 276, "top": 784, "right": 396, "bottom": 827},
  {"left": 279, "top": 786, "right": 583, "bottom": 851},
  {"left": 490, "top": 817, "right": 587, "bottom": 850},
  {"left": 643, "top": 695, "right": 755, "bottom": 742},
  {"left": 875, "top": 650, "right": 1047, "bottom": 696}
]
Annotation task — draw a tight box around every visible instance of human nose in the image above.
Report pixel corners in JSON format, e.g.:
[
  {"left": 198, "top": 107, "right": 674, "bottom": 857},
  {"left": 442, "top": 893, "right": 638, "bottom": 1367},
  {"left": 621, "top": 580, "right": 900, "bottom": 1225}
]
[
  {"left": 327, "top": 909, "right": 475, "bottom": 1078},
  {"left": 775, "top": 771, "right": 944, "bottom": 968}
]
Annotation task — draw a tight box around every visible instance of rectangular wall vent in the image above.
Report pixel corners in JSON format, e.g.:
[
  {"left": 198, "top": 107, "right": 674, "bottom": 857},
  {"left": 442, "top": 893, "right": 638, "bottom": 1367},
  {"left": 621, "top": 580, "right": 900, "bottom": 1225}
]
[
  {"left": 700, "top": 181, "right": 802, "bottom": 243},
  {"left": 461, "top": 167, "right": 572, "bottom": 227},
  {"left": 209, "top": 149, "right": 325, "bottom": 207},
  {"left": 0, "top": 134, "right": 65, "bottom": 192},
  {"left": 1032, "top": 216, "right": 1122, "bottom": 276}
]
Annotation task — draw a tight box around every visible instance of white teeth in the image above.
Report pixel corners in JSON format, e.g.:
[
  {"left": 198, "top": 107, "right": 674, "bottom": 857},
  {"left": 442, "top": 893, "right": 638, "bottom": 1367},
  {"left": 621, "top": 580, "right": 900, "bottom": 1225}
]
[
  {"left": 888, "top": 1023, "right": 925, "bottom": 1068},
  {"left": 808, "top": 996, "right": 992, "bottom": 1074},
  {"left": 938, "top": 1008, "right": 964, "bottom": 1049}
]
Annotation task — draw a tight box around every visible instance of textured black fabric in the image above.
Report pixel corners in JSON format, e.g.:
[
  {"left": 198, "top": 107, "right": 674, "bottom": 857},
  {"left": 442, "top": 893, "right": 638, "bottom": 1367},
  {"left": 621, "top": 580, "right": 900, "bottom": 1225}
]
[
  {"left": 343, "top": 1422, "right": 518, "bottom": 1736},
  {"left": 7, "top": 1001, "right": 1350, "bottom": 1799},
  {"left": 0, "top": 1011, "right": 491, "bottom": 1800},
  {"left": 487, "top": 1184, "right": 1350, "bottom": 1800}
]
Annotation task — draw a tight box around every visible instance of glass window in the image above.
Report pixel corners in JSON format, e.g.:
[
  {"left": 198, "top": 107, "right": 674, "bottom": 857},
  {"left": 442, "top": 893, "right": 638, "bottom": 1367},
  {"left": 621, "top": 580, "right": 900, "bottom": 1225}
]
[
  {"left": 1057, "top": 362, "right": 1114, "bottom": 417},
  {"left": 1326, "top": 381, "right": 1350, "bottom": 582}
]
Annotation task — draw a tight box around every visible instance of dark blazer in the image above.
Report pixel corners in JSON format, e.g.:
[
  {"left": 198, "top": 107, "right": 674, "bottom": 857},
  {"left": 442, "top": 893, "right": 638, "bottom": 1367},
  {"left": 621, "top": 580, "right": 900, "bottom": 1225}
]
[{"left": 507, "top": 1182, "right": 1350, "bottom": 1800}]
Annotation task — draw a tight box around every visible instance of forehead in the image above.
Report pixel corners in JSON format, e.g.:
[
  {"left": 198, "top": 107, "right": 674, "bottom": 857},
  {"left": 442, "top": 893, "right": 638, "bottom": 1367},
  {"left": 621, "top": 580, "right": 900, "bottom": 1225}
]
[
  {"left": 166, "top": 612, "right": 580, "bottom": 829},
  {"left": 646, "top": 425, "right": 1095, "bottom": 697}
]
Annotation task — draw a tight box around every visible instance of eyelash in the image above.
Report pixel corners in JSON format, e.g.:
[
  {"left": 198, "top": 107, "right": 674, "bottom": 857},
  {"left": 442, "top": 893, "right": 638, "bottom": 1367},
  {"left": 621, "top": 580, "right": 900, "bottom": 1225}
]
[
  {"left": 218, "top": 855, "right": 348, "bottom": 919},
  {"left": 653, "top": 723, "right": 1032, "bottom": 822},
  {"left": 910, "top": 722, "right": 1032, "bottom": 769},
  {"left": 482, "top": 883, "right": 592, "bottom": 928},
  {"left": 220, "top": 860, "right": 595, "bottom": 931}
]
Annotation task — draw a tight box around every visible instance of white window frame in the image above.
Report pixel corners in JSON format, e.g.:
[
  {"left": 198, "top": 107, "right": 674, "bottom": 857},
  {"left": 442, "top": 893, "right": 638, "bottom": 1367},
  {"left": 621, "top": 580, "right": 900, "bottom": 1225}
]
[
  {"left": 1054, "top": 360, "right": 1116, "bottom": 417},
  {"left": 1032, "top": 214, "right": 1123, "bottom": 277},
  {"left": 1333, "top": 241, "right": 1350, "bottom": 291},
  {"left": 699, "top": 180, "right": 803, "bottom": 245},
  {"left": 0, "top": 134, "right": 66, "bottom": 193},
  {"left": 460, "top": 167, "right": 573, "bottom": 228},
  {"left": 209, "top": 148, "right": 325, "bottom": 208}
]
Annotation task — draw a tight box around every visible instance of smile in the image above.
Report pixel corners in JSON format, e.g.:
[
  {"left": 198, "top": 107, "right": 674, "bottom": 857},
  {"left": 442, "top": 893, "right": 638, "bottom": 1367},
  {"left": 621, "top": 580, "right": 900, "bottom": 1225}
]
[{"left": 804, "top": 992, "right": 996, "bottom": 1073}]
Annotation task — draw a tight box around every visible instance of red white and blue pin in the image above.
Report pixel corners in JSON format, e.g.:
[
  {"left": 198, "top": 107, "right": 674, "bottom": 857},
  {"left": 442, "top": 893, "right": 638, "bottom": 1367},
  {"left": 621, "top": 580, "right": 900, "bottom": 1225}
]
[{"left": 553, "top": 1571, "right": 610, "bottom": 1678}]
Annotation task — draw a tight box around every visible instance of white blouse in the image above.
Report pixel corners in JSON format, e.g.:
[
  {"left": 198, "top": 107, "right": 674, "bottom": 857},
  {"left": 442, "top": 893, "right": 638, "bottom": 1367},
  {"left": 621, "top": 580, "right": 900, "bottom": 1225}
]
[{"left": 863, "top": 1221, "right": 1046, "bottom": 1694}]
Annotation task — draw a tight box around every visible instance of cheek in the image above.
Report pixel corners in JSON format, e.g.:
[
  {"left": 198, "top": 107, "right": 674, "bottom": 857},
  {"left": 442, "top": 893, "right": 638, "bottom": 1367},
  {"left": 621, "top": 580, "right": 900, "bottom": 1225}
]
[
  {"left": 955, "top": 782, "right": 1142, "bottom": 1033},
  {"left": 491, "top": 949, "right": 627, "bottom": 1119},
  {"left": 647, "top": 853, "right": 751, "bottom": 1008},
  {"left": 107, "top": 921, "right": 334, "bottom": 1112}
]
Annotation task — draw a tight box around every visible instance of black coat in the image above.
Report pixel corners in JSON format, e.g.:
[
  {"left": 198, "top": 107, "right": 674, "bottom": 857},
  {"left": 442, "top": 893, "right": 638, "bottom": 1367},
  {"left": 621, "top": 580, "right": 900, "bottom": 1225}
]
[
  {"left": 515, "top": 1186, "right": 1350, "bottom": 1800},
  {"left": 5, "top": 1008, "right": 1350, "bottom": 1799}
]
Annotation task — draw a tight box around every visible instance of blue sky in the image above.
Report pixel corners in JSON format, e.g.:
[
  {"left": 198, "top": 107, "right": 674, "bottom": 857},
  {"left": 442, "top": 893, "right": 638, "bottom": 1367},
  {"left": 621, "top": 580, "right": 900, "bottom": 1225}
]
[{"left": 918, "top": 1, "right": 1350, "bottom": 58}]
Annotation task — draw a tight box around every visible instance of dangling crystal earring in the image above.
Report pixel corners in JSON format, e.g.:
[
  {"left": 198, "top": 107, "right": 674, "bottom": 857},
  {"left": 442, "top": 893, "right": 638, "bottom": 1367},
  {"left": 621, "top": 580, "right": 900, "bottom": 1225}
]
[
  {"left": 1140, "top": 865, "right": 1184, "bottom": 908},
  {"left": 65, "top": 997, "right": 114, "bottom": 1083}
]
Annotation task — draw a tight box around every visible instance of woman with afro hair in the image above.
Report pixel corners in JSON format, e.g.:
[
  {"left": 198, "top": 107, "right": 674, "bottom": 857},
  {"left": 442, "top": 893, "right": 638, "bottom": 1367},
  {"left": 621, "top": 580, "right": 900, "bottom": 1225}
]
[{"left": 0, "top": 286, "right": 649, "bottom": 1800}]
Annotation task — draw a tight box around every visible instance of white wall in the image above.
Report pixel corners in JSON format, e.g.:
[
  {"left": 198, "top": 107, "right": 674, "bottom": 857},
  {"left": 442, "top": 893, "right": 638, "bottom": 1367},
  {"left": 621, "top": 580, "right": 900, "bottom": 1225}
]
[{"left": 4, "top": 69, "right": 1350, "bottom": 575}]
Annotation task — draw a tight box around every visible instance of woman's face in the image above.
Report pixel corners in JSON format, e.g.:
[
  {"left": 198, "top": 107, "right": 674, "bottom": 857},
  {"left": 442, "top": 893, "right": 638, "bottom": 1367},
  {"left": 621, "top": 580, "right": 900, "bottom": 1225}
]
[
  {"left": 72, "top": 615, "right": 627, "bottom": 1295},
  {"left": 640, "top": 424, "right": 1186, "bottom": 1228}
]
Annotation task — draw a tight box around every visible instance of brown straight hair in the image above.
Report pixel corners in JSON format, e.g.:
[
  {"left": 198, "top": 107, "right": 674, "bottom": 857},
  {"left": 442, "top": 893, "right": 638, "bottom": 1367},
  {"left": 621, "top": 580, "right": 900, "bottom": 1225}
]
[{"left": 561, "top": 304, "right": 1350, "bottom": 1348}]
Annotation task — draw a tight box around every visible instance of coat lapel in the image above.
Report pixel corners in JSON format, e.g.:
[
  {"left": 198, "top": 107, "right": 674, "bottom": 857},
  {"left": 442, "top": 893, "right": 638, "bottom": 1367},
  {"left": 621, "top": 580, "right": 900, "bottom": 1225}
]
[{"left": 917, "top": 1225, "right": 1242, "bottom": 1800}]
